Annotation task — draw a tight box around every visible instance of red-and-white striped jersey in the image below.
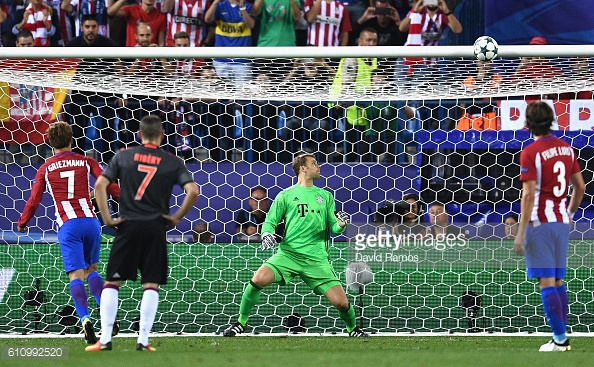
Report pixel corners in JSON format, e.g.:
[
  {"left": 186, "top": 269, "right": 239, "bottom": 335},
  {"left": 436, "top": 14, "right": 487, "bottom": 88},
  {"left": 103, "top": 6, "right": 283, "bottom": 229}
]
[
  {"left": 171, "top": 58, "right": 204, "bottom": 77},
  {"left": 22, "top": 4, "right": 53, "bottom": 47},
  {"left": 304, "top": 0, "right": 351, "bottom": 47},
  {"left": 404, "top": 9, "right": 449, "bottom": 47},
  {"left": 122, "top": 5, "right": 167, "bottom": 47},
  {"left": 519, "top": 135, "right": 581, "bottom": 226},
  {"left": 403, "top": 9, "right": 449, "bottom": 66},
  {"left": 166, "top": 0, "right": 211, "bottom": 47},
  {"left": 18, "top": 152, "right": 120, "bottom": 228}
]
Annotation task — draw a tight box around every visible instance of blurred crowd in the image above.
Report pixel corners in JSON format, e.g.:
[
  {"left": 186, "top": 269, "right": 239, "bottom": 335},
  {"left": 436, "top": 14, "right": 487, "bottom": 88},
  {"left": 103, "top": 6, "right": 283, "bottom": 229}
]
[
  {"left": 0, "top": 0, "right": 422, "bottom": 48},
  {"left": 1, "top": 0, "right": 468, "bottom": 165}
]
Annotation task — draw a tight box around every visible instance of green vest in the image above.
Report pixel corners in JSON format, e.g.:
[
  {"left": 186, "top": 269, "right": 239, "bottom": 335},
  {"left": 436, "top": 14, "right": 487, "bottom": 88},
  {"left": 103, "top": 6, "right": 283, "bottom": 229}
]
[{"left": 329, "top": 58, "right": 378, "bottom": 126}]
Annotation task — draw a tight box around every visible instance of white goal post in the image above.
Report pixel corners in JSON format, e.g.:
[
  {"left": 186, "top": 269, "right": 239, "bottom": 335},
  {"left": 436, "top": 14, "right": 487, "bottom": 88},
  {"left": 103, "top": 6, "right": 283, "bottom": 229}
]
[{"left": 0, "top": 45, "right": 593, "bottom": 336}]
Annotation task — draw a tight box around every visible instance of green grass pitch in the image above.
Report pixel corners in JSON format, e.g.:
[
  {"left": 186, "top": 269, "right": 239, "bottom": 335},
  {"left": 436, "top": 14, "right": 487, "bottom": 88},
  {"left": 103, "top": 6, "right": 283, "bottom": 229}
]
[{"left": 1, "top": 335, "right": 593, "bottom": 367}]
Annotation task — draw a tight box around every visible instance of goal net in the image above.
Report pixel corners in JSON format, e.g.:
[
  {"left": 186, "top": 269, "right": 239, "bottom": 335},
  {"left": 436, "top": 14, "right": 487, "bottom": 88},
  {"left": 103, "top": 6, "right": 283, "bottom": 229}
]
[{"left": 1, "top": 46, "right": 593, "bottom": 335}]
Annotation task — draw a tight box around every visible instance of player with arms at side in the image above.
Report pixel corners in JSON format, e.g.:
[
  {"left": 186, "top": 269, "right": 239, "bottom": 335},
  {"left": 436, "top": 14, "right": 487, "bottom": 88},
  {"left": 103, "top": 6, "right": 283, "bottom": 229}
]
[
  {"left": 17, "top": 122, "right": 121, "bottom": 345},
  {"left": 89, "top": 115, "right": 199, "bottom": 352},
  {"left": 514, "top": 101, "right": 585, "bottom": 352},
  {"left": 224, "top": 153, "right": 368, "bottom": 337}
]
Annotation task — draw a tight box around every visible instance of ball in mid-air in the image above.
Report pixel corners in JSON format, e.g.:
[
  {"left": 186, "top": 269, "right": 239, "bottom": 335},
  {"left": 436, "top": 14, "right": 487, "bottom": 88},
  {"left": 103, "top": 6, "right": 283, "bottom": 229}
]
[{"left": 473, "top": 36, "right": 498, "bottom": 61}]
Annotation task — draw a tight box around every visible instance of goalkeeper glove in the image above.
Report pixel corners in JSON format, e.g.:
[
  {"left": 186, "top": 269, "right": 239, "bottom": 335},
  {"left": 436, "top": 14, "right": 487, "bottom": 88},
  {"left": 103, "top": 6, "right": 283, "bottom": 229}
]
[
  {"left": 336, "top": 211, "right": 350, "bottom": 228},
  {"left": 260, "top": 233, "right": 277, "bottom": 250}
]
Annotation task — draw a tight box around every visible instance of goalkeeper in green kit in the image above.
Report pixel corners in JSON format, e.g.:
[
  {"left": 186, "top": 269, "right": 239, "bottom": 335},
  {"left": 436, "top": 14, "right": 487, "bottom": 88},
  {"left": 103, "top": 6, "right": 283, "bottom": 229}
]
[{"left": 224, "top": 153, "right": 368, "bottom": 337}]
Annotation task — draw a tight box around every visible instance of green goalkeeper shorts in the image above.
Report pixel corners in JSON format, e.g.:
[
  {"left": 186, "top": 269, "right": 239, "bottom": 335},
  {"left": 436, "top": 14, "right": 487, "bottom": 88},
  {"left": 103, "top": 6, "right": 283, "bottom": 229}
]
[{"left": 264, "top": 252, "right": 342, "bottom": 295}]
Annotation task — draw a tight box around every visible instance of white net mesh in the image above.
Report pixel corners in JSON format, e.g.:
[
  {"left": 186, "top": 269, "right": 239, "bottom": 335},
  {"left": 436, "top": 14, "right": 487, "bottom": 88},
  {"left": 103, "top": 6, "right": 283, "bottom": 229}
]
[
  {"left": 1, "top": 46, "right": 593, "bottom": 335},
  {"left": 1, "top": 48, "right": 594, "bottom": 101}
]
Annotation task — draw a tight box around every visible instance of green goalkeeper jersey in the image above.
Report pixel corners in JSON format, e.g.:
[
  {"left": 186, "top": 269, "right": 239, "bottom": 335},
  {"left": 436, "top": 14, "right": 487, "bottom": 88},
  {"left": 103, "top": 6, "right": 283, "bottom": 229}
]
[{"left": 261, "top": 184, "right": 346, "bottom": 261}]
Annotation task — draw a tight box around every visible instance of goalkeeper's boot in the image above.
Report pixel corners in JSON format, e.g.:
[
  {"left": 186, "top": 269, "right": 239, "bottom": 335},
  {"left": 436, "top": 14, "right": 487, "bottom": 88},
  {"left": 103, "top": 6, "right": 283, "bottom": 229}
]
[
  {"left": 83, "top": 319, "right": 98, "bottom": 344},
  {"left": 539, "top": 339, "right": 571, "bottom": 352},
  {"left": 348, "top": 327, "right": 369, "bottom": 337},
  {"left": 223, "top": 322, "right": 245, "bottom": 337},
  {"left": 136, "top": 343, "right": 157, "bottom": 352},
  {"left": 85, "top": 341, "right": 112, "bottom": 352}
]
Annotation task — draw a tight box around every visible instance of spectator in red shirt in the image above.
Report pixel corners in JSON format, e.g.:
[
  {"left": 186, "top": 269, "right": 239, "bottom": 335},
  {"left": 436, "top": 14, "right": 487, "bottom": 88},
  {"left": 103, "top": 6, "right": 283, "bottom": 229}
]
[
  {"left": 108, "top": 0, "right": 166, "bottom": 46},
  {"left": 514, "top": 36, "right": 565, "bottom": 102},
  {"left": 515, "top": 37, "right": 563, "bottom": 79},
  {"left": 567, "top": 57, "right": 593, "bottom": 100},
  {"left": 0, "top": 6, "right": 8, "bottom": 39},
  {"left": 0, "top": 2, "right": 13, "bottom": 47},
  {"left": 117, "top": 23, "right": 168, "bottom": 149}
]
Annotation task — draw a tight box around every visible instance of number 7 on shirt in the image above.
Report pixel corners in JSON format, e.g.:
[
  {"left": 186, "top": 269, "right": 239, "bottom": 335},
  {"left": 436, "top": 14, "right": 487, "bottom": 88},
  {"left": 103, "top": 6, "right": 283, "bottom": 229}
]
[{"left": 135, "top": 164, "right": 157, "bottom": 201}]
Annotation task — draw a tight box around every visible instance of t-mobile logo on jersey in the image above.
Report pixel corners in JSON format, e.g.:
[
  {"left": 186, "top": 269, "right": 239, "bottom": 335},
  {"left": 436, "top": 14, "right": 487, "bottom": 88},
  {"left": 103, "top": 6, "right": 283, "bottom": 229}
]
[{"left": 297, "top": 203, "right": 309, "bottom": 217}]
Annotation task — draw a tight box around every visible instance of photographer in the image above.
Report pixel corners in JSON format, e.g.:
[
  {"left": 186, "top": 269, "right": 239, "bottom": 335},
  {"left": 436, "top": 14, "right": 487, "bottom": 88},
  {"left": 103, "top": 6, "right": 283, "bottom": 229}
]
[
  {"left": 352, "top": 0, "right": 406, "bottom": 46},
  {"left": 375, "top": 193, "right": 425, "bottom": 235}
]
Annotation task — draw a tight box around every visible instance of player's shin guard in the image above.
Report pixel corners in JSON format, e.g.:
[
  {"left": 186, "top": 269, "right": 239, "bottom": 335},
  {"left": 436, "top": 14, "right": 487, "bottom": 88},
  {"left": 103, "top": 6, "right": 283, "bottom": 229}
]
[
  {"left": 338, "top": 303, "right": 357, "bottom": 333},
  {"left": 87, "top": 272, "right": 105, "bottom": 306},
  {"left": 138, "top": 288, "right": 159, "bottom": 346},
  {"left": 238, "top": 281, "right": 262, "bottom": 325},
  {"left": 556, "top": 284, "right": 568, "bottom": 325},
  {"left": 99, "top": 284, "right": 119, "bottom": 345},
  {"left": 70, "top": 279, "right": 90, "bottom": 321},
  {"left": 541, "top": 286, "right": 567, "bottom": 343}
]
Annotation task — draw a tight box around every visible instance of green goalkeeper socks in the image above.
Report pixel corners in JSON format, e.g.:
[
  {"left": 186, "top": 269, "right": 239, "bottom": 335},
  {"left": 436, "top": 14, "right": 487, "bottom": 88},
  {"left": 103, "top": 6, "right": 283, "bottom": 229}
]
[
  {"left": 338, "top": 304, "right": 357, "bottom": 333},
  {"left": 238, "top": 282, "right": 262, "bottom": 325}
]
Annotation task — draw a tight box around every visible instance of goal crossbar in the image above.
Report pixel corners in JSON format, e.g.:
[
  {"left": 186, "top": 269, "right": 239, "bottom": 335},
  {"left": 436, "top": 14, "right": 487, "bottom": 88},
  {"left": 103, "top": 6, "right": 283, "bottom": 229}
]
[{"left": 2, "top": 45, "right": 594, "bottom": 59}]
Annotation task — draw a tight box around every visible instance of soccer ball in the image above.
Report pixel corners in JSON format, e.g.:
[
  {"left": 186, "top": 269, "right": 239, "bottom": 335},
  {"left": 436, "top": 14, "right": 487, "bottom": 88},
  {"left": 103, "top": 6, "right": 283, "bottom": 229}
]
[{"left": 473, "top": 36, "right": 498, "bottom": 61}]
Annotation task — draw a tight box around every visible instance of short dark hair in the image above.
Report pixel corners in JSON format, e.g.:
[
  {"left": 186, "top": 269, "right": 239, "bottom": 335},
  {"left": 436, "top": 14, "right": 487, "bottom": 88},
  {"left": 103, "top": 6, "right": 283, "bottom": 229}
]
[
  {"left": 292, "top": 153, "right": 315, "bottom": 177},
  {"left": 402, "top": 193, "right": 420, "bottom": 202},
  {"left": 174, "top": 31, "right": 190, "bottom": 40},
  {"left": 360, "top": 27, "right": 378, "bottom": 38},
  {"left": 16, "top": 29, "right": 34, "bottom": 42},
  {"left": 139, "top": 115, "right": 163, "bottom": 141},
  {"left": 81, "top": 13, "right": 98, "bottom": 24},
  {"left": 525, "top": 101, "right": 554, "bottom": 136},
  {"left": 430, "top": 202, "right": 447, "bottom": 213},
  {"left": 46, "top": 122, "right": 72, "bottom": 149},
  {"left": 504, "top": 214, "right": 518, "bottom": 223}
]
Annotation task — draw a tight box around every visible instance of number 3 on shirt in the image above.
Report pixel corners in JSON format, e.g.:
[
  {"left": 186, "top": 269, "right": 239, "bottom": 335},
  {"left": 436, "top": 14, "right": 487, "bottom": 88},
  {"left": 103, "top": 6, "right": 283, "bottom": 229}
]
[
  {"left": 553, "top": 161, "right": 566, "bottom": 198},
  {"left": 135, "top": 164, "right": 157, "bottom": 200}
]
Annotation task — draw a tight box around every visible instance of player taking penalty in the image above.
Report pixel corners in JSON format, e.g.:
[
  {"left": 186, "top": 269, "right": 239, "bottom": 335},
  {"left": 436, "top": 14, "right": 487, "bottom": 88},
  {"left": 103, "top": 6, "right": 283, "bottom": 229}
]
[
  {"left": 89, "top": 115, "right": 199, "bottom": 352},
  {"left": 17, "top": 122, "right": 121, "bottom": 344},
  {"left": 514, "top": 101, "right": 585, "bottom": 352},
  {"left": 224, "top": 153, "right": 368, "bottom": 337}
]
